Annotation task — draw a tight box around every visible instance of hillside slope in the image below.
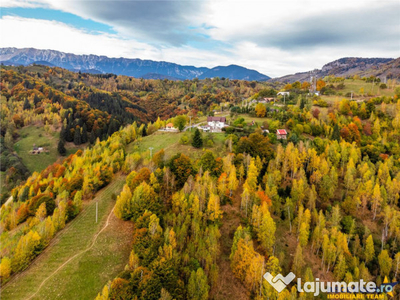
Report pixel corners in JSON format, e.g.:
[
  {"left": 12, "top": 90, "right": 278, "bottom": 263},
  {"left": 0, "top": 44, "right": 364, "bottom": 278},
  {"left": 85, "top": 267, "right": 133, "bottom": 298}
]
[
  {"left": 1, "top": 176, "right": 132, "bottom": 300},
  {"left": 271, "top": 57, "right": 397, "bottom": 82}
]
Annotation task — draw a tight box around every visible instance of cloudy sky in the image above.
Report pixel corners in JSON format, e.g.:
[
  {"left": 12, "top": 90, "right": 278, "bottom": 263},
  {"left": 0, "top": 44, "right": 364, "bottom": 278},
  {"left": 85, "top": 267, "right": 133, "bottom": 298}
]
[{"left": 1, "top": 0, "right": 399, "bottom": 77}]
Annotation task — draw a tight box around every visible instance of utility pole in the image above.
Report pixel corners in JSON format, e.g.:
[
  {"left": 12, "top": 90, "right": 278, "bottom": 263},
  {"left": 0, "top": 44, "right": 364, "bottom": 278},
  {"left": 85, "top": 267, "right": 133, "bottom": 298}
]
[
  {"left": 189, "top": 116, "right": 192, "bottom": 131},
  {"left": 351, "top": 91, "right": 353, "bottom": 100},
  {"left": 149, "top": 147, "right": 154, "bottom": 158}
]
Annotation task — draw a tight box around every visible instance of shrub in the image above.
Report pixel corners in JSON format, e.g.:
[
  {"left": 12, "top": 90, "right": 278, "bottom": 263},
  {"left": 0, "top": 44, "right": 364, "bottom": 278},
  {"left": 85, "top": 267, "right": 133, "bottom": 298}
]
[{"left": 180, "top": 134, "right": 190, "bottom": 145}]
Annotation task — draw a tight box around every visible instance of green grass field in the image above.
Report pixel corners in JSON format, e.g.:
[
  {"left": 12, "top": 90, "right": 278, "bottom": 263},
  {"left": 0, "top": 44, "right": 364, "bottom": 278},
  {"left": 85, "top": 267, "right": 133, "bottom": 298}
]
[
  {"left": 14, "top": 126, "right": 82, "bottom": 173},
  {"left": 234, "top": 114, "right": 270, "bottom": 125},
  {"left": 1, "top": 175, "right": 132, "bottom": 300},
  {"left": 14, "top": 126, "right": 59, "bottom": 173},
  {"left": 127, "top": 130, "right": 228, "bottom": 160},
  {"left": 320, "top": 79, "right": 396, "bottom": 103}
]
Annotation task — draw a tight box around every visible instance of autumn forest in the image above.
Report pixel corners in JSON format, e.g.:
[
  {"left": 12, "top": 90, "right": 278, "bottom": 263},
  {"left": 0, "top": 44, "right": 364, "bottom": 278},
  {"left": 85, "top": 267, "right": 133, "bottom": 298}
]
[{"left": 0, "top": 64, "right": 400, "bottom": 300}]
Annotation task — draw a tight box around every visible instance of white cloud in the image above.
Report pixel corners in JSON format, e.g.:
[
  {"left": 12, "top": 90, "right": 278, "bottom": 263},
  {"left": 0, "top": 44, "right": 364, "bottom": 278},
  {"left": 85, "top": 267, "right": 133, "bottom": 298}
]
[
  {"left": 0, "top": 0, "right": 46, "bottom": 8},
  {"left": 0, "top": 16, "right": 160, "bottom": 58},
  {"left": 1, "top": 0, "right": 399, "bottom": 77},
  {"left": 0, "top": 16, "right": 235, "bottom": 71}
]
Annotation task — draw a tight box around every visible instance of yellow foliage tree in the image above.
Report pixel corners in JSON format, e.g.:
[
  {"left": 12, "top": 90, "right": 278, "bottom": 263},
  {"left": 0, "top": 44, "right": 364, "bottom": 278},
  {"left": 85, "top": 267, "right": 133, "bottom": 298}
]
[
  {"left": 207, "top": 193, "right": 223, "bottom": 222},
  {"left": 255, "top": 103, "right": 266, "bottom": 117},
  {"left": 12, "top": 230, "right": 41, "bottom": 272},
  {"left": 0, "top": 257, "right": 12, "bottom": 282},
  {"left": 114, "top": 184, "right": 133, "bottom": 220}
]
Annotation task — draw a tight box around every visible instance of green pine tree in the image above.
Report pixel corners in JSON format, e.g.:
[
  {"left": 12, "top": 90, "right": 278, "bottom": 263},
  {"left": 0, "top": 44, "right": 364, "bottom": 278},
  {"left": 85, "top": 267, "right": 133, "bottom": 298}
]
[
  {"left": 74, "top": 127, "right": 82, "bottom": 145},
  {"left": 23, "top": 98, "right": 31, "bottom": 110},
  {"left": 300, "top": 97, "right": 305, "bottom": 109},
  {"left": 58, "top": 139, "right": 67, "bottom": 156},
  {"left": 332, "top": 124, "right": 340, "bottom": 141},
  {"left": 81, "top": 124, "right": 88, "bottom": 143},
  {"left": 192, "top": 128, "right": 203, "bottom": 148},
  {"left": 89, "top": 130, "right": 96, "bottom": 145}
]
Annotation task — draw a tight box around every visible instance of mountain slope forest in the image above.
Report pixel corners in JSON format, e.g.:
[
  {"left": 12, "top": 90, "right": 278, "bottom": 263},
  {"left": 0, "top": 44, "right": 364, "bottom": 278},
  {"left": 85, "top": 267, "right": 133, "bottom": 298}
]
[
  {"left": 0, "top": 64, "right": 272, "bottom": 204},
  {"left": 0, "top": 64, "right": 400, "bottom": 299}
]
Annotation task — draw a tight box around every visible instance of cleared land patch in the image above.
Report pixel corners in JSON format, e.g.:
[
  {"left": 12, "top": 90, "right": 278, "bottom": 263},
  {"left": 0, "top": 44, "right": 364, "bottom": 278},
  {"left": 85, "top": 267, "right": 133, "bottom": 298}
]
[{"left": 14, "top": 126, "right": 82, "bottom": 173}]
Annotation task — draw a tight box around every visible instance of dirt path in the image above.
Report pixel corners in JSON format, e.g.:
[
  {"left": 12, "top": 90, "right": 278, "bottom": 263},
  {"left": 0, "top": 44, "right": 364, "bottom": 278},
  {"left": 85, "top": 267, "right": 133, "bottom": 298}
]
[
  {"left": 26, "top": 205, "right": 117, "bottom": 300},
  {"left": 210, "top": 186, "right": 249, "bottom": 300}
]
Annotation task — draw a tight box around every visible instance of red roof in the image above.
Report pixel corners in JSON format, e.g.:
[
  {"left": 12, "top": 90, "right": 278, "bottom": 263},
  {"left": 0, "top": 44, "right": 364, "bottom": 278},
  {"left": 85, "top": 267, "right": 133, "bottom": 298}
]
[
  {"left": 166, "top": 123, "right": 174, "bottom": 127},
  {"left": 277, "top": 129, "right": 287, "bottom": 135}
]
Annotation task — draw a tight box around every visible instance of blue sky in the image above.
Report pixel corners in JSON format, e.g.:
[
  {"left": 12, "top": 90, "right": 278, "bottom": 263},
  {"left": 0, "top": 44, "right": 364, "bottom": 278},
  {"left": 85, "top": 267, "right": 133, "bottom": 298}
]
[
  {"left": 1, "top": 0, "right": 399, "bottom": 77},
  {"left": 1, "top": 7, "right": 115, "bottom": 34}
]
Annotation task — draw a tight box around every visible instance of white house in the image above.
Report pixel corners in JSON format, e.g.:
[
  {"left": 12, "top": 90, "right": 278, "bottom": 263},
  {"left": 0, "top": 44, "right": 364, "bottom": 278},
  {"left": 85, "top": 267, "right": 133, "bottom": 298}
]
[
  {"left": 277, "top": 92, "right": 290, "bottom": 96},
  {"left": 207, "top": 117, "right": 227, "bottom": 129},
  {"left": 165, "top": 123, "right": 176, "bottom": 131}
]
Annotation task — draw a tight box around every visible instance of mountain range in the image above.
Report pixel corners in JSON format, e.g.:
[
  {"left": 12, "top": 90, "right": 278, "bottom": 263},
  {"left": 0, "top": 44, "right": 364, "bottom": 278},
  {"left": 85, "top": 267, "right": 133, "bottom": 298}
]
[
  {"left": 271, "top": 57, "right": 399, "bottom": 83},
  {"left": 0, "top": 47, "right": 270, "bottom": 81}
]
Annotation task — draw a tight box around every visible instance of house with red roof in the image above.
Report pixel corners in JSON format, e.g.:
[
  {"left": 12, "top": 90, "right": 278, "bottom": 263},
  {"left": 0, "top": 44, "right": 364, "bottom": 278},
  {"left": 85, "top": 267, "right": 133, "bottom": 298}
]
[
  {"left": 166, "top": 123, "right": 176, "bottom": 131},
  {"left": 276, "top": 129, "right": 287, "bottom": 140}
]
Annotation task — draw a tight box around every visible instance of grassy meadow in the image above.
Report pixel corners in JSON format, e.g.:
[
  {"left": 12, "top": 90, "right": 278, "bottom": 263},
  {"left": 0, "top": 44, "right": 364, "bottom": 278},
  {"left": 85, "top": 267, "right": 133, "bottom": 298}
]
[
  {"left": 127, "top": 130, "right": 228, "bottom": 160},
  {"left": 13, "top": 126, "right": 82, "bottom": 173}
]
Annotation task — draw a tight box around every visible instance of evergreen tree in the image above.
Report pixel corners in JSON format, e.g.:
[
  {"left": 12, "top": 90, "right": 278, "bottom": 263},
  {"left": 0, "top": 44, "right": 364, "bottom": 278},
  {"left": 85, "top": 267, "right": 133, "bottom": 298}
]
[
  {"left": 89, "top": 130, "right": 96, "bottom": 145},
  {"left": 107, "top": 119, "right": 119, "bottom": 136},
  {"left": 81, "top": 124, "right": 88, "bottom": 144},
  {"left": 142, "top": 125, "right": 147, "bottom": 137},
  {"left": 95, "top": 127, "right": 102, "bottom": 140},
  {"left": 74, "top": 127, "right": 82, "bottom": 145},
  {"left": 58, "top": 139, "right": 66, "bottom": 156},
  {"left": 300, "top": 97, "right": 305, "bottom": 109},
  {"left": 23, "top": 98, "right": 31, "bottom": 110},
  {"left": 102, "top": 124, "right": 108, "bottom": 140},
  {"left": 33, "top": 94, "right": 40, "bottom": 107},
  {"left": 60, "top": 125, "right": 67, "bottom": 141},
  {"left": 65, "top": 123, "right": 73, "bottom": 142},
  {"left": 332, "top": 124, "right": 340, "bottom": 141},
  {"left": 192, "top": 128, "right": 203, "bottom": 148}
]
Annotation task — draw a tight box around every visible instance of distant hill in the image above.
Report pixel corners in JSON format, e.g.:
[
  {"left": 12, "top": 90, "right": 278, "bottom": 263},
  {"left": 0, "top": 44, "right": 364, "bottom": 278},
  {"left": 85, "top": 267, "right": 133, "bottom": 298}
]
[
  {"left": 30, "top": 61, "right": 55, "bottom": 67},
  {"left": 198, "top": 65, "right": 270, "bottom": 81},
  {"left": 140, "top": 72, "right": 181, "bottom": 81},
  {"left": 0, "top": 47, "right": 270, "bottom": 81},
  {"left": 271, "top": 57, "right": 397, "bottom": 83}
]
